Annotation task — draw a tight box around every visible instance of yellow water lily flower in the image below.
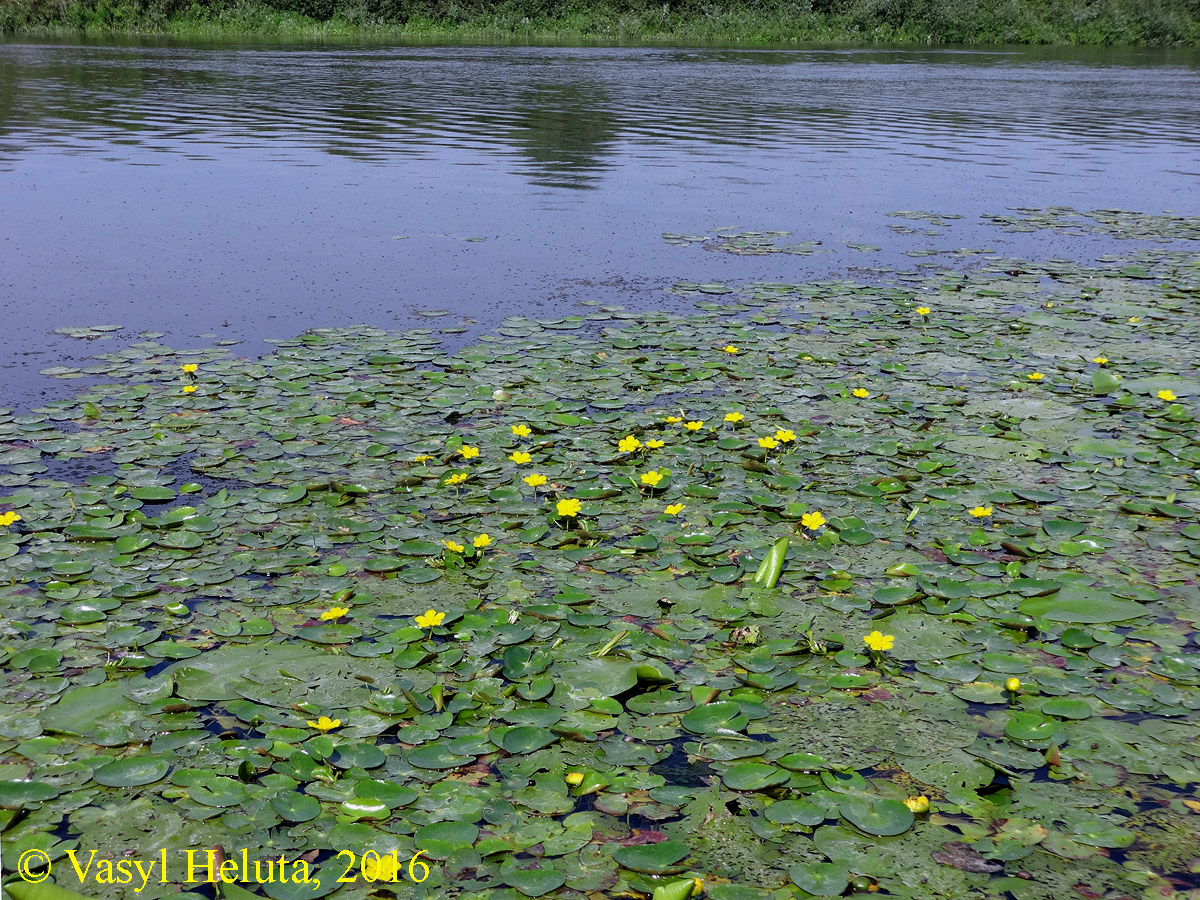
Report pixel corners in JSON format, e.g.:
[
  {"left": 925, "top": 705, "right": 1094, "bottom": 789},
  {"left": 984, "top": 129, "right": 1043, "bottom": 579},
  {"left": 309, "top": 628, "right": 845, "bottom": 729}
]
[
  {"left": 1005, "top": 677, "right": 1022, "bottom": 692},
  {"left": 182, "top": 385, "right": 197, "bottom": 394},
  {"left": 863, "top": 630, "right": 894, "bottom": 652},
  {"left": 557, "top": 498, "right": 582, "bottom": 518},
  {"left": 724, "top": 412, "right": 744, "bottom": 423},
  {"left": 1092, "top": 357, "right": 1108, "bottom": 365},
  {"left": 473, "top": 533, "right": 492, "bottom": 549},
  {"left": 758, "top": 436, "right": 779, "bottom": 449},
  {"left": 415, "top": 609, "right": 445, "bottom": 629},
  {"left": 413, "top": 454, "right": 434, "bottom": 463},
  {"left": 664, "top": 415, "right": 683, "bottom": 424},
  {"left": 722, "top": 345, "right": 738, "bottom": 354},
  {"left": 1127, "top": 316, "right": 1140, "bottom": 323},
  {"left": 511, "top": 424, "right": 531, "bottom": 437},
  {"left": 618, "top": 435, "right": 642, "bottom": 452},
  {"left": 361, "top": 855, "right": 400, "bottom": 882},
  {"left": 969, "top": 506, "right": 993, "bottom": 518},
  {"left": 852, "top": 388, "right": 870, "bottom": 398},
  {"left": 665, "top": 503, "right": 686, "bottom": 516},
  {"left": 774, "top": 429, "right": 796, "bottom": 443},
  {"left": 524, "top": 473, "right": 548, "bottom": 488},
  {"left": 0, "top": 512, "right": 21, "bottom": 527},
  {"left": 320, "top": 606, "right": 349, "bottom": 621},
  {"left": 445, "top": 473, "right": 468, "bottom": 486},
  {"left": 1158, "top": 389, "right": 1178, "bottom": 401},
  {"left": 801, "top": 511, "right": 826, "bottom": 530},
  {"left": 645, "top": 439, "right": 665, "bottom": 449},
  {"left": 904, "top": 795, "right": 930, "bottom": 813},
  {"left": 443, "top": 539, "right": 465, "bottom": 553},
  {"left": 1027, "top": 372, "right": 1044, "bottom": 381},
  {"left": 641, "top": 470, "right": 664, "bottom": 487},
  {"left": 564, "top": 772, "right": 585, "bottom": 786},
  {"left": 459, "top": 445, "right": 480, "bottom": 459},
  {"left": 307, "top": 716, "right": 341, "bottom": 733},
  {"left": 509, "top": 451, "right": 533, "bottom": 464},
  {"left": 180, "top": 364, "right": 198, "bottom": 373},
  {"left": 916, "top": 307, "right": 930, "bottom": 316},
  {"left": 684, "top": 421, "right": 704, "bottom": 431}
]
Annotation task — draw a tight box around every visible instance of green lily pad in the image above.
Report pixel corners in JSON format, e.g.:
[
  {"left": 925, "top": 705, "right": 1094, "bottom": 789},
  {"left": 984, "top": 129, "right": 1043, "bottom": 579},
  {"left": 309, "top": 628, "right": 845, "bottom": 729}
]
[
  {"left": 92, "top": 756, "right": 171, "bottom": 787},
  {"left": 838, "top": 796, "right": 915, "bottom": 836},
  {"left": 613, "top": 841, "right": 691, "bottom": 875},
  {"left": 788, "top": 862, "right": 849, "bottom": 896}
]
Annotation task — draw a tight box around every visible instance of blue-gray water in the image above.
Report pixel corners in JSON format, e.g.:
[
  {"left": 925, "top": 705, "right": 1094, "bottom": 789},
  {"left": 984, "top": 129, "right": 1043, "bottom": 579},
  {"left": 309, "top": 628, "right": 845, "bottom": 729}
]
[{"left": 1, "top": 41, "right": 1198, "bottom": 407}]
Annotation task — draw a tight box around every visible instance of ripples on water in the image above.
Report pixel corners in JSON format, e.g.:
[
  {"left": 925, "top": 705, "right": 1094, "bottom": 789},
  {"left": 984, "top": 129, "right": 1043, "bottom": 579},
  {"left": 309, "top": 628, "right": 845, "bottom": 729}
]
[{"left": 2, "top": 45, "right": 1198, "bottom": 183}]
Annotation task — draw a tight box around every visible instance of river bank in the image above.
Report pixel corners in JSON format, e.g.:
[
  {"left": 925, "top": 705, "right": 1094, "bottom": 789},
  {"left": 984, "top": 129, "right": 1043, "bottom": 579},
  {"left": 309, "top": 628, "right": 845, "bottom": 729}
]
[{"left": 3, "top": 0, "right": 1198, "bottom": 44}]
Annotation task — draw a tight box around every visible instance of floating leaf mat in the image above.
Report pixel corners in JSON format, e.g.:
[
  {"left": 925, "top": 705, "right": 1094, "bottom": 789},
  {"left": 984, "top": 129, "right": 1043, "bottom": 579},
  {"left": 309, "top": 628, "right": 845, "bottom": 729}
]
[{"left": 2, "top": 216, "right": 1200, "bottom": 900}]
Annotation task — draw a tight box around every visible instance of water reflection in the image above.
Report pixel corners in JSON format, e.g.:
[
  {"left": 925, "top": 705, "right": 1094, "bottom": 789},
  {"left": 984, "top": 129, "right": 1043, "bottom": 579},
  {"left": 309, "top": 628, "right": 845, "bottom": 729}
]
[{"left": 0, "top": 43, "right": 1197, "bottom": 187}]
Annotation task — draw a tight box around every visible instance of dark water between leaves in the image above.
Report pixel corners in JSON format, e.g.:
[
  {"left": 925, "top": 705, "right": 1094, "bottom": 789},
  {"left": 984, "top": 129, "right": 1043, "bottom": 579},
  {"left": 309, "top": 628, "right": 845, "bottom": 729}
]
[{"left": 0, "top": 40, "right": 1198, "bottom": 408}]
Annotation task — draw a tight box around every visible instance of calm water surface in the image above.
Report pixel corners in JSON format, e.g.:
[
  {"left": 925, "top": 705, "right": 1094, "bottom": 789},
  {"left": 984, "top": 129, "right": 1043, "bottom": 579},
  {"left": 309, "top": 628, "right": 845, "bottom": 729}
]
[{"left": 0, "top": 41, "right": 1198, "bottom": 406}]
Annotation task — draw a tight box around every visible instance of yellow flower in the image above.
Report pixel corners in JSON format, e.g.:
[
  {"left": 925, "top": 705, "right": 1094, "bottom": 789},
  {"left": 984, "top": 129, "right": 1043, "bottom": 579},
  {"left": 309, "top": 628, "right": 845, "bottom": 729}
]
[
  {"left": 774, "top": 429, "right": 796, "bottom": 443},
  {"left": 0, "top": 512, "right": 21, "bottom": 527},
  {"left": 618, "top": 435, "right": 642, "bottom": 452},
  {"left": 509, "top": 451, "right": 533, "bottom": 464},
  {"left": 640, "top": 470, "right": 664, "bottom": 487},
  {"left": 722, "top": 345, "right": 738, "bottom": 354},
  {"left": 460, "top": 445, "right": 480, "bottom": 459},
  {"left": 320, "top": 606, "right": 349, "bottom": 621},
  {"left": 665, "top": 503, "right": 686, "bottom": 516},
  {"left": 645, "top": 439, "right": 665, "bottom": 449},
  {"left": 757, "top": 436, "right": 779, "bottom": 449},
  {"left": 443, "top": 539, "right": 465, "bottom": 553},
  {"left": 693, "top": 879, "right": 704, "bottom": 896},
  {"left": 445, "top": 473, "right": 468, "bottom": 486},
  {"left": 1005, "top": 677, "right": 1022, "bottom": 692},
  {"left": 473, "top": 533, "right": 492, "bottom": 549},
  {"left": 564, "top": 772, "right": 584, "bottom": 786},
  {"left": 684, "top": 421, "right": 704, "bottom": 431},
  {"left": 1092, "top": 357, "right": 1108, "bottom": 365},
  {"left": 524, "top": 473, "right": 548, "bottom": 488},
  {"left": 724, "top": 412, "right": 744, "bottom": 423},
  {"left": 415, "top": 609, "right": 446, "bottom": 629},
  {"left": 664, "top": 415, "right": 683, "bottom": 424},
  {"left": 1027, "top": 372, "right": 1044, "bottom": 381},
  {"left": 557, "top": 498, "right": 582, "bottom": 518},
  {"left": 180, "top": 364, "right": 198, "bottom": 373},
  {"left": 852, "top": 388, "right": 870, "bottom": 398},
  {"left": 904, "top": 795, "right": 930, "bottom": 814},
  {"left": 1157, "top": 389, "right": 1178, "bottom": 402},
  {"left": 182, "top": 385, "right": 197, "bottom": 394},
  {"left": 413, "top": 454, "right": 434, "bottom": 463},
  {"left": 801, "top": 511, "right": 826, "bottom": 530},
  {"left": 511, "top": 424, "right": 531, "bottom": 437},
  {"left": 969, "top": 506, "right": 993, "bottom": 518},
  {"left": 916, "top": 307, "right": 930, "bottom": 316},
  {"left": 1128, "top": 316, "right": 1140, "bottom": 323},
  {"left": 863, "top": 630, "right": 894, "bottom": 652},
  {"left": 362, "top": 855, "right": 400, "bottom": 882},
  {"left": 306, "top": 716, "right": 341, "bottom": 733}
]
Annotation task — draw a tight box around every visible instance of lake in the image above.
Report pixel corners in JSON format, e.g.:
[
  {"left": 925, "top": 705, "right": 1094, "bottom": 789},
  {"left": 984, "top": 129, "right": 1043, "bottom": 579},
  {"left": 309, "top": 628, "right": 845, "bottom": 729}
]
[{"left": 0, "top": 41, "right": 1197, "bottom": 408}]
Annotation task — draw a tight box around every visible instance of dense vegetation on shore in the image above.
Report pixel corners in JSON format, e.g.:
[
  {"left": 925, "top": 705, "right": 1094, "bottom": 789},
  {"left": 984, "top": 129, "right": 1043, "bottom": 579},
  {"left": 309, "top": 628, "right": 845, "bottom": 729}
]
[{"left": 2, "top": 0, "right": 1198, "bottom": 44}]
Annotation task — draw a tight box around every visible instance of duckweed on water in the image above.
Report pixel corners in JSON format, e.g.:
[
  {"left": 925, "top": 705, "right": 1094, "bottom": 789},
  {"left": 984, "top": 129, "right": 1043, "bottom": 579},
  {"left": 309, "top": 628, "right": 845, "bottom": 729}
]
[{"left": 2, "top": 217, "right": 1200, "bottom": 900}]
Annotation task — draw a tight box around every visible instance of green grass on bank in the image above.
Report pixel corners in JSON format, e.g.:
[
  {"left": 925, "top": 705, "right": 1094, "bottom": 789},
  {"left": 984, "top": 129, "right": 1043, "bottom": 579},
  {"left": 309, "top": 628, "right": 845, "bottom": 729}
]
[{"left": 3, "top": 0, "right": 1199, "bottom": 45}]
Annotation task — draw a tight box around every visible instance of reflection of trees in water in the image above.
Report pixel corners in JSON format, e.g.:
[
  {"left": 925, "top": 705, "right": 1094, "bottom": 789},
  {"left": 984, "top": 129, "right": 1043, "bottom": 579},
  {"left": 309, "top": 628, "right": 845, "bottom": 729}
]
[
  {"left": 306, "top": 76, "right": 618, "bottom": 188},
  {"left": 2, "top": 46, "right": 1197, "bottom": 176},
  {"left": 507, "top": 83, "right": 615, "bottom": 190},
  {"left": 0, "top": 58, "right": 17, "bottom": 137}
]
